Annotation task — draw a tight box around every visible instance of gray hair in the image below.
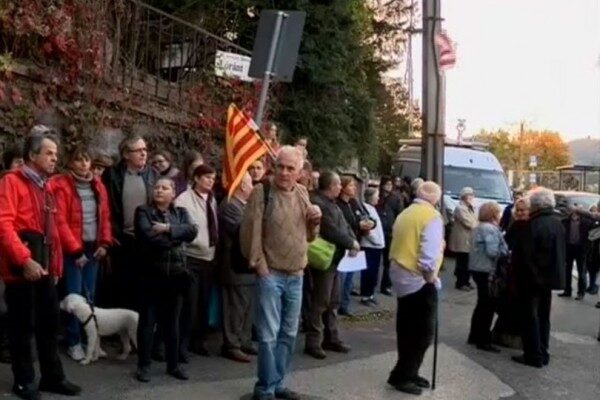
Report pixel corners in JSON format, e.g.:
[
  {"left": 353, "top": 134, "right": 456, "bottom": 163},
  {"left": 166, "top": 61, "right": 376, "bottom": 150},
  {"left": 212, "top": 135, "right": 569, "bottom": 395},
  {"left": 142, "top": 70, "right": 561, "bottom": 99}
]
[
  {"left": 276, "top": 145, "right": 303, "bottom": 170},
  {"left": 416, "top": 181, "right": 442, "bottom": 205},
  {"left": 155, "top": 177, "right": 176, "bottom": 191},
  {"left": 24, "top": 125, "right": 59, "bottom": 162},
  {"left": 118, "top": 135, "right": 145, "bottom": 158},
  {"left": 411, "top": 177, "right": 424, "bottom": 193},
  {"left": 528, "top": 187, "right": 555, "bottom": 211}
]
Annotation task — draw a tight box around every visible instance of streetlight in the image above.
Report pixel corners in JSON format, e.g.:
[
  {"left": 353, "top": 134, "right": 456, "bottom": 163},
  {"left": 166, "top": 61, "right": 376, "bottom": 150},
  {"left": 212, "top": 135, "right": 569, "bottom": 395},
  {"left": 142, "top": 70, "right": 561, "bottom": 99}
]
[{"left": 456, "top": 118, "right": 466, "bottom": 144}]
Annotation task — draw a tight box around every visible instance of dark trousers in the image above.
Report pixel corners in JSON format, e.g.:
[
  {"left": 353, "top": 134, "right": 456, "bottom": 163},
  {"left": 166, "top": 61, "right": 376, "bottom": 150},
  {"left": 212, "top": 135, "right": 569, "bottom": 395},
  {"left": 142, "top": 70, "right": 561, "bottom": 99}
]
[
  {"left": 221, "top": 284, "right": 255, "bottom": 351},
  {"left": 468, "top": 271, "right": 496, "bottom": 346},
  {"left": 361, "top": 248, "right": 382, "bottom": 297},
  {"left": 454, "top": 252, "right": 471, "bottom": 288},
  {"left": 4, "top": 278, "right": 65, "bottom": 386},
  {"left": 519, "top": 289, "right": 551, "bottom": 364},
  {"left": 380, "top": 239, "right": 392, "bottom": 292},
  {"left": 137, "top": 276, "right": 189, "bottom": 371},
  {"left": 100, "top": 234, "right": 141, "bottom": 310},
  {"left": 565, "top": 244, "right": 586, "bottom": 296},
  {"left": 186, "top": 258, "right": 214, "bottom": 351},
  {"left": 305, "top": 268, "right": 340, "bottom": 349},
  {"left": 388, "top": 283, "right": 438, "bottom": 383},
  {"left": 301, "top": 268, "right": 313, "bottom": 329}
]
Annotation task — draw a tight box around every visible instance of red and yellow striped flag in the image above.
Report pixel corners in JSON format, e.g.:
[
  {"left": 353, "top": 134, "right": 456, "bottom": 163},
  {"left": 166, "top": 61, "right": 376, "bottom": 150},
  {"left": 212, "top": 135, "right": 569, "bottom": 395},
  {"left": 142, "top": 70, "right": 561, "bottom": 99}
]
[{"left": 222, "top": 104, "right": 269, "bottom": 198}]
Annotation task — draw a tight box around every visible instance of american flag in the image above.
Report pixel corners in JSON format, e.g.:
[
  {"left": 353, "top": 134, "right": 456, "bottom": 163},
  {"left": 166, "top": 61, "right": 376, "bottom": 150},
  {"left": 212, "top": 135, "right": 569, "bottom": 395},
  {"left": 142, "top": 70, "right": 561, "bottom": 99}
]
[
  {"left": 435, "top": 31, "right": 457, "bottom": 70},
  {"left": 222, "top": 104, "right": 269, "bottom": 198}
]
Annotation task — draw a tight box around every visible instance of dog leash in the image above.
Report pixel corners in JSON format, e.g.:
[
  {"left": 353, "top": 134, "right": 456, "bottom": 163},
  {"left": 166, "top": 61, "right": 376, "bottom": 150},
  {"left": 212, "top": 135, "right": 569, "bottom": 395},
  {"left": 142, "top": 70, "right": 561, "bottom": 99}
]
[{"left": 81, "top": 280, "right": 98, "bottom": 331}]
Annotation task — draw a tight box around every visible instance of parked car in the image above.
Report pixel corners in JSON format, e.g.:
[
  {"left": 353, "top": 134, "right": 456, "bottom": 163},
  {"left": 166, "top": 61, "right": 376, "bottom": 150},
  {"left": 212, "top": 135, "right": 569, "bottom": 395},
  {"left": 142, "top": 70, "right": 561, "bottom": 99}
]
[{"left": 554, "top": 190, "right": 600, "bottom": 215}]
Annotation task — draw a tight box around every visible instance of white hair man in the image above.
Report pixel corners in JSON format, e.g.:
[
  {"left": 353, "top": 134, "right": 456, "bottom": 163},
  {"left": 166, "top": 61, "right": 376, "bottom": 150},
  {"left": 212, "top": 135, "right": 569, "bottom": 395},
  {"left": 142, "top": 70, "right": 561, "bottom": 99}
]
[
  {"left": 240, "top": 146, "right": 321, "bottom": 400},
  {"left": 511, "top": 187, "right": 565, "bottom": 368},
  {"left": 0, "top": 126, "right": 82, "bottom": 399},
  {"left": 386, "top": 181, "right": 444, "bottom": 395}
]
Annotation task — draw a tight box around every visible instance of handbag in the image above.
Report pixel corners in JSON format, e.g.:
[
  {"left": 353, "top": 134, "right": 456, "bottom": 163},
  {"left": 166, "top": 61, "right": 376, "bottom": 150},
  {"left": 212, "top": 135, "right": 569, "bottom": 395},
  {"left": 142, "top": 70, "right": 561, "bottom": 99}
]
[{"left": 307, "top": 236, "right": 336, "bottom": 271}]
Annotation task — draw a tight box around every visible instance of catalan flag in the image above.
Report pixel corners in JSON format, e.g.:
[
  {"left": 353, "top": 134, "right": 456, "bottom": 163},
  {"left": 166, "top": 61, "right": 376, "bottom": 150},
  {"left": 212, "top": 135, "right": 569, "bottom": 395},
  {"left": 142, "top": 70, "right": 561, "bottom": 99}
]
[{"left": 222, "top": 104, "right": 269, "bottom": 198}]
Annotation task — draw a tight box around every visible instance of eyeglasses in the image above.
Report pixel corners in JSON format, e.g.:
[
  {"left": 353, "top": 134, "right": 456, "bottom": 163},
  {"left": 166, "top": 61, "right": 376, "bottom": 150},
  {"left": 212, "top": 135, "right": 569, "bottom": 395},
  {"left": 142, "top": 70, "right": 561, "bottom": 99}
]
[{"left": 128, "top": 147, "right": 147, "bottom": 154}]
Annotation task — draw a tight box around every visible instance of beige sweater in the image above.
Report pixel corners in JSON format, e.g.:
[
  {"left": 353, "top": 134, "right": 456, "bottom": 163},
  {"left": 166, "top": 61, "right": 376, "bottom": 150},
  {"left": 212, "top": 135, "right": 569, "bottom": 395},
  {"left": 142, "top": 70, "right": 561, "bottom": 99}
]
[
  {"left": 175, "top": 188, "right": 217, "bottom": 261},
  {"left": 240, "top": 183, "right": 318, "bottom": 275}
]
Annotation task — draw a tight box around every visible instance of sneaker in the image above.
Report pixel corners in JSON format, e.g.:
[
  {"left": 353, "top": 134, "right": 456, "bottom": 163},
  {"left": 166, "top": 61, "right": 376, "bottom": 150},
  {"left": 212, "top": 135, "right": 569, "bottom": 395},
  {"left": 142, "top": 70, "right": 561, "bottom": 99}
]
[
  {"left": 67, "top": 344, "right": 85, "bottom": 362},
  {"left": 575, "top": 294, "right": 584, "bottom": 301}
]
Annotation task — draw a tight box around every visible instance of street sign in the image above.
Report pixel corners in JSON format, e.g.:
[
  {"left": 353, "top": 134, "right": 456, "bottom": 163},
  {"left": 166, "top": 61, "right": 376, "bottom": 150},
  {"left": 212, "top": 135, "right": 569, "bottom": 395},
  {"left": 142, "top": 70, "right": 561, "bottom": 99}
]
[
  {"left": 529, "top": 155, "right": 538, "bottom": 168},
  {"left": 529, "top": 173, "right": 537, "bottom": 184},
  {"left": 248, "top": 10, "right": 306, "bottom": 83},
  {"left": 214, "top": 50, "right": 253, "bottom": 82}
]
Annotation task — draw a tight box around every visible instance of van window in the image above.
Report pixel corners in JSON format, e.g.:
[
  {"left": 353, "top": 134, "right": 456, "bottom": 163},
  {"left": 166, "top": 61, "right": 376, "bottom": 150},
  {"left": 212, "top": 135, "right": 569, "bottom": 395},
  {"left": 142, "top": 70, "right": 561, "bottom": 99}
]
[{"left": 444, "top": 167, "right": 511, "bottom": 202}]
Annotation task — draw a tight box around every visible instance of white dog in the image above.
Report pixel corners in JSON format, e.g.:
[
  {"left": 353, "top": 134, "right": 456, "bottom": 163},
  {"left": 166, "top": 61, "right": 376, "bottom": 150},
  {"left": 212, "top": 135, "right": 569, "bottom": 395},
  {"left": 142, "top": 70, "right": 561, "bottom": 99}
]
[{"left": 60, "top": 294, "right": 138, "bottom": 365}]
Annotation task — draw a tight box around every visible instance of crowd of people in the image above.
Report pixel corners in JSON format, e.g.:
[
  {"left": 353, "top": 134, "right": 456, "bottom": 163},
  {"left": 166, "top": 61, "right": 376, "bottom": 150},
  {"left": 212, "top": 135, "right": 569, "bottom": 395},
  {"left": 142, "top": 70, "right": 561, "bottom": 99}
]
[
  {"left": 0, "top": 124, "right": 598, "bottom": 400},
  {"left": 453, "top": 185, "right": 600, "bottom": 370},
  {"left": 0, "top": 124, "right": 417, "bottom": 400}
]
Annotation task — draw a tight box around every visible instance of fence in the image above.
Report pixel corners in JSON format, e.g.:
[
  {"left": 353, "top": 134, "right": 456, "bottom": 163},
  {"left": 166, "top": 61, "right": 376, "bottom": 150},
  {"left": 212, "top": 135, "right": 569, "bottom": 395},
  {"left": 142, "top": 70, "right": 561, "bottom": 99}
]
[{"left": 107, "top": 0, "right": 252, "bottom": 106}]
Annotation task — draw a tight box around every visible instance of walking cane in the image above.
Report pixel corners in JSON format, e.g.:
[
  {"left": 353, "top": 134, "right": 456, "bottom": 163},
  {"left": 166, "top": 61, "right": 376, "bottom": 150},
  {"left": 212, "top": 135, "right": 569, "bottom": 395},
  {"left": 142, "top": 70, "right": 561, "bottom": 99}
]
[{"left": 431, "top": 296, "right": 439, "bottom": 390}]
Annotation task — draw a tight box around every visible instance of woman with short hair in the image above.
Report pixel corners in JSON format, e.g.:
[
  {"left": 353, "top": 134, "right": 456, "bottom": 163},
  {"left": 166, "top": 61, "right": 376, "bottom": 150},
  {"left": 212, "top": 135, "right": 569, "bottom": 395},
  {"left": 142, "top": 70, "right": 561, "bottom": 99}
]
[
  {"left": 467, "top": 202, "right": 508, "bottom": 352},
  {"left": 134, "top": 177, "right": 197, "bottom": 382},
  {"left": 359, "top": 188, "right": 385, "bottom": 305}
]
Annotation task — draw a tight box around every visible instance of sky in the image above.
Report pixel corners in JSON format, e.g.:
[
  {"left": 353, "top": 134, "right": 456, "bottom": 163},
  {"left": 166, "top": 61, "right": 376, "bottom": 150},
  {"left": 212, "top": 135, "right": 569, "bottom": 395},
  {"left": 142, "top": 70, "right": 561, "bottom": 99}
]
[{"left": 402, "top": 0, "right": 600, "bottom": 142}]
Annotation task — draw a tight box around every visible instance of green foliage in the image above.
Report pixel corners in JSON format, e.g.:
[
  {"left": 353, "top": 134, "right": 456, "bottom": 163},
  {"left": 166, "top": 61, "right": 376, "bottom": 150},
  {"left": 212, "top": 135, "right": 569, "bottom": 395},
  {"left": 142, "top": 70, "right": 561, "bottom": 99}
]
[{"left": 152, "top": 0, "right": 417, "bottom": 173}]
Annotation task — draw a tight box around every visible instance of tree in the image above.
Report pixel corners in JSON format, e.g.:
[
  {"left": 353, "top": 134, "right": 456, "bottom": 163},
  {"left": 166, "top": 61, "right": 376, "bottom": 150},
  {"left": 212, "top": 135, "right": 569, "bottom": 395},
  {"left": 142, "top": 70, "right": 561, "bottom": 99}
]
[
  {"left": 148, "top": 0, "right": 418, "bottom": 171},
  {"left": 472, "top": 128, "right": 571, "bottom": 172}
]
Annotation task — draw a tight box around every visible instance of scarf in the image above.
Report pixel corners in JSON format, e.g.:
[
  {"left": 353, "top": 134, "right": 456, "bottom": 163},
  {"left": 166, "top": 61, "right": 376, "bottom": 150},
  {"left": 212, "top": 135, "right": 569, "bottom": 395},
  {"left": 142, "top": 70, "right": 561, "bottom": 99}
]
[
  {"left": 22, "top": 165, "right": 46, "bottom": 189},
  {"left": 70, "top": 170, "right": 94, "bottom": 183}
]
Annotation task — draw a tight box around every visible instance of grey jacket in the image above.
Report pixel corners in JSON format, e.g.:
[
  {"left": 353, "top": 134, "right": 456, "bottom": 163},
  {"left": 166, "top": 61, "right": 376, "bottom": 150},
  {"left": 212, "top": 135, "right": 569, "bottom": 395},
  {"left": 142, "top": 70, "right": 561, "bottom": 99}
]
[{"left": 468, "top": 222, "right": 509, "bottom": 274}]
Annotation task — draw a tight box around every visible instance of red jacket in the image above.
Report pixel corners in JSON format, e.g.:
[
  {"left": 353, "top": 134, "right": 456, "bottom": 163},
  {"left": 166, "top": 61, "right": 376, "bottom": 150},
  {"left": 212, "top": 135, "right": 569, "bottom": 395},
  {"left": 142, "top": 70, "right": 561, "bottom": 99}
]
[
  {"left": 0, "top": 169, "right": 63, "bottom": 283},
  {"left": 53, "top": 174, "right": 112, "bottom": 255}
]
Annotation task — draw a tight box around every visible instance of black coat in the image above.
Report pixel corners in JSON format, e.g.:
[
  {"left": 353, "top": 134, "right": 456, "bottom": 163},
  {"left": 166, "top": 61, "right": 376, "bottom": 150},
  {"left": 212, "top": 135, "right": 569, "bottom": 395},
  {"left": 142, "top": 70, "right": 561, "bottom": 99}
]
[
  {"left": 102, "top": 161, "right": 158, "bottom": 240},
  {"left": 337, "top": 198, "right": 372, "bottom": 240},
  {"left": 562, "top": 212, "right": 596, "bottom": 247},
  {"left": 376, "top": 191, "right": 404, "bottom": 239},
  {"left": 134, "top": 204, "right": 197, "bottom": 277},
  {"left": 513, "top": 208, "right": 566, "bottom": 293}
]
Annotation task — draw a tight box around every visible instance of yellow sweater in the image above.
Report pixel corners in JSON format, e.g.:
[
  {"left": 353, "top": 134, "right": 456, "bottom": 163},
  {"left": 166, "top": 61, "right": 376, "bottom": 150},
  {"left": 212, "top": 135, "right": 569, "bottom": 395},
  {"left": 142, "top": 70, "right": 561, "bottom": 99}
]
[{"left": 389, "top": 202, "right": 444, "bottom": 274}]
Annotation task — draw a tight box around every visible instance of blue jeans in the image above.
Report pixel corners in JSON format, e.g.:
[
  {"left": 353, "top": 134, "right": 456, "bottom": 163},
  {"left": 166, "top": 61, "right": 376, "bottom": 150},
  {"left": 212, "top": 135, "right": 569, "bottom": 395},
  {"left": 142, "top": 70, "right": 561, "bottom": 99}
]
[
  {"left": 64, "top": 242, "right": 99, "bottom": 347},
  {"left": 339, "top": 272, "right": 354, "bottom": 313},
  {"left": 254, "top": 271, "right": 302, "bottom": 397}
]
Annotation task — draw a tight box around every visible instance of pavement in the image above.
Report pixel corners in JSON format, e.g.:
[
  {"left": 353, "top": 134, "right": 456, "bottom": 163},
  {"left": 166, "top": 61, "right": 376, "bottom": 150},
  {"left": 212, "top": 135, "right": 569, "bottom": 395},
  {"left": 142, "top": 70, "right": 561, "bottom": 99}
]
[{"left": 1, "top": 258, "right": 599, "bottom": 400}]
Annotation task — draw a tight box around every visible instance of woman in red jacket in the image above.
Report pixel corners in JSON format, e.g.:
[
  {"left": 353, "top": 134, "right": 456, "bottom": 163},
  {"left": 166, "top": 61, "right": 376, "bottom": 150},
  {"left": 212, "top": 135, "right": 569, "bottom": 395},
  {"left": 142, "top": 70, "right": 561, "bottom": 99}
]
[{"left": 54, "top": 147, "right": 112, "bottom": 362}]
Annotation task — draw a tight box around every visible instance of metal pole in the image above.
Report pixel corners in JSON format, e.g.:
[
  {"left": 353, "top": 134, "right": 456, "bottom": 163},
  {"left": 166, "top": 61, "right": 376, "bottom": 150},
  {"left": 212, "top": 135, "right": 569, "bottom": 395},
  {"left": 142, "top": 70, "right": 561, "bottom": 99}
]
[
  {"left": 421, "top": 0, "right": 445, "bottom": 185},
  {"left": 254, "top": 11, "right": 286, "bottom": 129}
]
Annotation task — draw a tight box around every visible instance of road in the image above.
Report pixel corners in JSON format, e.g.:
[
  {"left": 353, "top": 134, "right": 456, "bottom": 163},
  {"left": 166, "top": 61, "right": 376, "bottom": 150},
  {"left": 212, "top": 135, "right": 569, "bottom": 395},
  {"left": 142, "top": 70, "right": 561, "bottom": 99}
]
[{"left": 0, "top": 259, "right": 598, "bottom": 400}]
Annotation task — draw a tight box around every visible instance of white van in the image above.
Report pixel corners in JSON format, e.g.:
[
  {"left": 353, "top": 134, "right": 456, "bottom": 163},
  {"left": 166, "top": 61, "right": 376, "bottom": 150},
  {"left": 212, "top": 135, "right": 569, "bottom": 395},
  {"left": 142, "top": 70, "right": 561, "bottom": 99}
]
[{"left": 393, "top": 139, "right": 512, "bottom": 224}]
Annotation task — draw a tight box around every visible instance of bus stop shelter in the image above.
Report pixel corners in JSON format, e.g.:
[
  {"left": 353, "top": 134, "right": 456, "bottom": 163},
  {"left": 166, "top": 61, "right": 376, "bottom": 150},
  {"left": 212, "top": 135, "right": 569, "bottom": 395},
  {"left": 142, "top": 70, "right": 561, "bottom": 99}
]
[{"left": 556, "top": 164, "right": 600, "bottom": 194}]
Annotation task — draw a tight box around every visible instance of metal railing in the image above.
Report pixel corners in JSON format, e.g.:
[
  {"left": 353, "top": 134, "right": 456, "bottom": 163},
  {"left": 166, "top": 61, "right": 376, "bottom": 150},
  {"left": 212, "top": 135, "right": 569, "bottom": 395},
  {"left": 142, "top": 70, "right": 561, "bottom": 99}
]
[{"left": 106, "top": 0, "right": 252, "bottom": 106}]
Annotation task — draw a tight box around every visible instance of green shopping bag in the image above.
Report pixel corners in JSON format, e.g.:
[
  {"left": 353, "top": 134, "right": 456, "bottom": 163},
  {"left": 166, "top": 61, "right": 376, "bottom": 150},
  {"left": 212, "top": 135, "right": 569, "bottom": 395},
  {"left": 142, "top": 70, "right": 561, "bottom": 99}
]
[{"left": 307, "top": 236, "right": 336, "bottom": 271}]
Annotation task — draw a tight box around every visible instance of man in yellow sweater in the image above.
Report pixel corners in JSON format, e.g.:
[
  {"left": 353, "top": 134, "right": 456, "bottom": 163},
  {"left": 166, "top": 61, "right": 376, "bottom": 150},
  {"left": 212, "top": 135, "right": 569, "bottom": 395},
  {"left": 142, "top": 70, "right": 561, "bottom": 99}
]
[{"left": 386, "top": 181, "right": 444, "bottom": 396}]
